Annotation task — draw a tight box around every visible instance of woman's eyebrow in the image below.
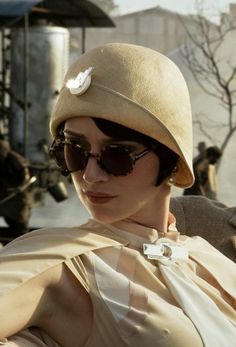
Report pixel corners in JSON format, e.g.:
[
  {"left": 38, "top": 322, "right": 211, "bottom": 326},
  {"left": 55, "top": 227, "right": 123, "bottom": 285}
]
[
  {"left": 63, "top": 131, "right": 139, "bottom": 147},
  {"left": 105, "top": 139, "right": 140, "bottom": 146}
]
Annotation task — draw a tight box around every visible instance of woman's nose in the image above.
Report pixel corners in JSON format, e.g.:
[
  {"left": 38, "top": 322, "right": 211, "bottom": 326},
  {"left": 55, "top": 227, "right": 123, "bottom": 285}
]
[{"left": 82, "top": 156, "right": 109, "bottom": 183}]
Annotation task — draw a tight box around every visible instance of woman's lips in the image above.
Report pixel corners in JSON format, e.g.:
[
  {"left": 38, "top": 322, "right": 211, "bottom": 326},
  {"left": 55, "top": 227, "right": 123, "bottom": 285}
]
[{"left": 84, "top": 191, "right": 116, "bottom": 204}]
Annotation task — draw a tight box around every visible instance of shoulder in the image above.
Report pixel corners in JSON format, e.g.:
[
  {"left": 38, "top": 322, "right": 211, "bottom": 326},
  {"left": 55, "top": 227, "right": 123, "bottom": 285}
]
[
  {"left": 0, "top": 220, "right": 125, "bottom": 256},
  {"left": 0, "top": 261, "right": 82, "bottom": 339},
  {"left": 0, "top": 220, "right": 126, "bottom": 297},
  {"left": 0, "top": 220, "right": 122, "bottom": 339}
]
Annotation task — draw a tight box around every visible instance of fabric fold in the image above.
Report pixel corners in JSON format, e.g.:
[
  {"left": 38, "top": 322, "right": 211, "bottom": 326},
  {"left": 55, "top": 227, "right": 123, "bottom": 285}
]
[{"left": 159, "top": 261, "right": 236, "bottom": 346}]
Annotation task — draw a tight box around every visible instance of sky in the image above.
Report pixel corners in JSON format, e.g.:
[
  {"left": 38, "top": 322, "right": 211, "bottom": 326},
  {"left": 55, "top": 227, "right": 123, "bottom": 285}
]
[{"left": 114, "top": 0, "right": 236, "bottom": 21}]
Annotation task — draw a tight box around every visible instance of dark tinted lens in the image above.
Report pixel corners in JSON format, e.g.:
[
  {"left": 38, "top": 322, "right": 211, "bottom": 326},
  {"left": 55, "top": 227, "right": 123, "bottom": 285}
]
[
  {"left": 50, "top": 143, "right": 67, "bottom": 171},
  {"left": 100, "top": 146, "right": 134, "bottom": 175},
  {"left": 64, "top": 143, "right": 87, "bottom": 172}
]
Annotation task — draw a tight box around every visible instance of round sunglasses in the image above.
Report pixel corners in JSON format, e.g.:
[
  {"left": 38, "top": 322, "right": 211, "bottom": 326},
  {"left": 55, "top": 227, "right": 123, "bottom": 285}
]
[{"left": 49, "top": 138, "right": 153, "bottom": 176}]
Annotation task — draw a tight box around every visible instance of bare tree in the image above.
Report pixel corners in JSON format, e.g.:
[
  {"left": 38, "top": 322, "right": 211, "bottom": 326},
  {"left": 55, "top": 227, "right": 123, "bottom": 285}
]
[{"left": 179, "top": 2, "right": 236, "bottom": 156}]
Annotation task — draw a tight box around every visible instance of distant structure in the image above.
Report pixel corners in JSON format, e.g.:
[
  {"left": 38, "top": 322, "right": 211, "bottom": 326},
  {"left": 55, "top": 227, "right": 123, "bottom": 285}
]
[
  {"left": 0, "top": 0, "right": 114, "bottom": 158},
  {"left": 83, "top": 6, "right": 196, "bottom": 53}
]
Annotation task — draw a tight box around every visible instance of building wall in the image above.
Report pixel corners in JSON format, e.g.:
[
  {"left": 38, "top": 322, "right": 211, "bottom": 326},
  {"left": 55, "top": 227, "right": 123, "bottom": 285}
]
[{"left": 84, "top": 7, "right": 192, "bottom": 54}]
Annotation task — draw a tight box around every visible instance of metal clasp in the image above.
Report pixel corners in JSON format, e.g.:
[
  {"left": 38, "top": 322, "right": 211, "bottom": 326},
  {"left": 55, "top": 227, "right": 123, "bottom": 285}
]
[{"left": 143, "top": 242, "right": 188, "bottom": 261}]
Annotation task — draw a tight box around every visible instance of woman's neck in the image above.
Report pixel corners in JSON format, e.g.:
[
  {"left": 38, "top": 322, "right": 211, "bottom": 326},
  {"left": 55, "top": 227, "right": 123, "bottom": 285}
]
[{"left": 116, "top": 185, "right": 171, "bottom": 233}]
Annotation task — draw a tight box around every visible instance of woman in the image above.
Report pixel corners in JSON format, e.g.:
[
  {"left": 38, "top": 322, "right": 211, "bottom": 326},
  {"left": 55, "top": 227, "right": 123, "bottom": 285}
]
[{"left": 0, "top": 43, "right": 235, "bottom": 347}]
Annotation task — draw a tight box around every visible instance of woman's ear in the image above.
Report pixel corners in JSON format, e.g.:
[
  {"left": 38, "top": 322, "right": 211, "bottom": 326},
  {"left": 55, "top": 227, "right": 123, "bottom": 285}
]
[{"left": 166, "top": 166, "right": 178, "bottom": 187}]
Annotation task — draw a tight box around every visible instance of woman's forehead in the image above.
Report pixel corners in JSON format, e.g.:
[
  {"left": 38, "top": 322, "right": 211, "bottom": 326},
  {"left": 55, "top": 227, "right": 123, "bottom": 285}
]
[
  {"left": 63, "top": 118, "right": 151, "bottom": 151},
  {"left": 64, "top": 117, "right": 111, "bottom": 141},
  {"left": 64, "top": 116, "right": 154, "bottom": 146}
]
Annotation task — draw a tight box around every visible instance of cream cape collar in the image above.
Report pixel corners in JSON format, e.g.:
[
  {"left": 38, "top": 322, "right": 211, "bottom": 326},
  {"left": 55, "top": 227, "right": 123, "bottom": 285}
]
[{"left": 0, "top": 218, "right": 235, "bottom": 304}]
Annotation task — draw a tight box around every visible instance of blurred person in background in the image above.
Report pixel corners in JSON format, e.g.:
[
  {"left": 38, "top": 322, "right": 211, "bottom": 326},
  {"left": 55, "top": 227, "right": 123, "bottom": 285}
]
[
  {"left": 193, "top": 141, "right": 206, "bottom": 164},
  {"left": 0, "top": 135, "right": 31, "bottom": 241},
  {"left": 183, "top": 145, "right": 222, "bottom": 199}
]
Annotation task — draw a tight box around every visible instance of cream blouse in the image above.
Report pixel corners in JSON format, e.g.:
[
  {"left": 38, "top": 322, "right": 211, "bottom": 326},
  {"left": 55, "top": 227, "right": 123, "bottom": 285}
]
[{"left": 0, "top": 218, "right": 235, "bottom": 346}]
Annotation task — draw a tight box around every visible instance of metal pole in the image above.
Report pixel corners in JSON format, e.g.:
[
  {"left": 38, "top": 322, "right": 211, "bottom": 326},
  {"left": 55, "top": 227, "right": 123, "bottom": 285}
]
[
  {"left": 81, "top": 25, "right": 86, "bottom": 53},
  {"left": 23, "top": 13, "right": 29, "bottom": 157},
  {"left": 0, "top": 29, "right": 4, "bottom": 114},
  {"left": 0, "top": 28, "right": 7, "bottom": 135}
]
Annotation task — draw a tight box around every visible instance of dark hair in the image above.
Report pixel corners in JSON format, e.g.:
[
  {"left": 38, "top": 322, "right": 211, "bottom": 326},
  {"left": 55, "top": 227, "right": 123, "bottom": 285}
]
[
  {"left": 93, "top": 118, "right": 179, "bottom": 186},
  {"left": 206, "top": 146, "right": 222, "bottom": 159},
  {"left": 56, "top": 122, "right": 65, "bottom": 137}
]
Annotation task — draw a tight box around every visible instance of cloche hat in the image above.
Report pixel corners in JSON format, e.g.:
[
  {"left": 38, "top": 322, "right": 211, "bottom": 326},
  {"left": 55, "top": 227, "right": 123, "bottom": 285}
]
[{"left": 50, "top": 43, "right": 194, "bottom": 188}]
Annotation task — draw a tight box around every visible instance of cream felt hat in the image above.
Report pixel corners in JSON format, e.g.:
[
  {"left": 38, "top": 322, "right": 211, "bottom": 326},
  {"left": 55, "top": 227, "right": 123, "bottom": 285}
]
[{"left": 50, "top": 43, "right": 194, "bottom": 188}]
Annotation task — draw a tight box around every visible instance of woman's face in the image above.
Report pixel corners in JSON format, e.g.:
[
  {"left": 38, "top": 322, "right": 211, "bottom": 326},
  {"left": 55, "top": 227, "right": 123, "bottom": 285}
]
[{"left": 64, "top": 117, "right": 165, "bottom": 224}]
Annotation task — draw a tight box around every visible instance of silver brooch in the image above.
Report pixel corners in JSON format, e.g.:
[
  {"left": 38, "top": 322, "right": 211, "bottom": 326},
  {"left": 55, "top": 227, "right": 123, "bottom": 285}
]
[
  {"left": 143, "top": 241, "right": 188, "bottom": 262},
  {"left": 66, "top": 66, "right": 94, "bottom": 95}
]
